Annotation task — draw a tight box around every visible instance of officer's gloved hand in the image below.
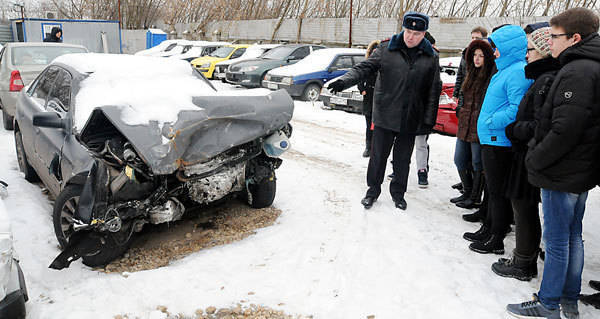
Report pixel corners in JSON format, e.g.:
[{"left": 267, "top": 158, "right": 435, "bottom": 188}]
[{"left": 328, "top": 80, "right": 345, "bottom": 94}]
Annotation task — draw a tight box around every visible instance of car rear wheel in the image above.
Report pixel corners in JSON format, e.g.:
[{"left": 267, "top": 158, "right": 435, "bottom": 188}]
[
  {"left": 14, "top": 130, "right": 39, "bottom": 182},
  {"left": 53, "top": 184, "right": 136, "bottom": 266},
  {"left": 302, "top": 83, "right": 322, "bottom": 102},
  {"left": 3, "top": 111, "right": 14, "bottom": 130},
  {"left": 246, "top": 171, "right": 277, "bottom": 208}
]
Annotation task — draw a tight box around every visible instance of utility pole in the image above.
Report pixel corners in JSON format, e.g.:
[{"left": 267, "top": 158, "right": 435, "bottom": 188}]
[
  {"left": 118, "top": 0, "right": 122, "bottom": 28},
  {"left": 348, "top": 0, "right": 352, "bottom": 47}
]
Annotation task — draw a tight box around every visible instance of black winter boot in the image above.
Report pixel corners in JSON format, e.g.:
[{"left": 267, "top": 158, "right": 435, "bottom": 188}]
[
  {"left": 590, "top": 280, "right": 600, "bottom": 291},
  {"left": 463, "top": 224, "right": 490, "bottom": 242},
  {"left": 451, "top": 170, "right": 473, "bottom": 203},
  {"left": 451, "top": 182, "right": 464, "bottom": 193},
  {"left": 491, "top": 252, "right": 538, "bottom": 281},
  {"left": 462, "top": 209, "right": 484, "bottom": 223},
  {"left": 580, "top": 293, "right": 600, "bottom": 309},
  {"left": 469, "top": 234, "right": 505, "bottom": 255},
  {"left": 456, "top": 170, "right": 484, "bottom": 208}
]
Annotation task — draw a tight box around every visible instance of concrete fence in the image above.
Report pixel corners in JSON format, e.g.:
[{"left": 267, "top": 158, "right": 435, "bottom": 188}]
[{"left": 123, "top": 16, "right": 551, "bottom": 55}]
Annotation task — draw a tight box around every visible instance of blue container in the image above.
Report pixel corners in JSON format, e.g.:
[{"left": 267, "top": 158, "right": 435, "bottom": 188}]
[{"left": 146, "top": 29, "right": 167, "bottom": 49}]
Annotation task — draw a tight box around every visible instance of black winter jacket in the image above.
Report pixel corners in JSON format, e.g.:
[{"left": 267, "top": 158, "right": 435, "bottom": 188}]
[
  {"left": 357, "top": 72, "right": 376, "bottom": 117},
  {"left": 337, "top": 33, "right": 442, "bottom": 134},
  {"left": 453, "top": 49, "right": 467, "bottom": 101},
  {"left": 44, "top": 27, "right": 63, "bottom": 42},
  {"left": 526, "top": 33, "right": 600, "bottom": 193},
  {"left": 504, "top": 57, "right": 560, "bottom": 201}
]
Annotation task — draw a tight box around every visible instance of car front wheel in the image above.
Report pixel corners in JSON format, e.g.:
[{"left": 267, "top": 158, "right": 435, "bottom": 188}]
[
  {"left": 53, "top": 184, "right": 136, "bottom": 267},
  {"left": 302, "top": 83, "right": 322, "bottom": 102},
  {"left": 246, "top": 171, "right": 277, "bottom": 208}
]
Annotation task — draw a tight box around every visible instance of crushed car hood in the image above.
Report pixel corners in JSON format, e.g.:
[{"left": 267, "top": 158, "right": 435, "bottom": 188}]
[{"left": 79, "top": 89, "right": 294, "bottom": 175}]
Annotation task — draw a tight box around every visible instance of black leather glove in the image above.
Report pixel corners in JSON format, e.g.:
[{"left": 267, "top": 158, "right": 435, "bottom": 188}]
[{"left": 328, "top": 79, "right": 345, "bottom": 94}]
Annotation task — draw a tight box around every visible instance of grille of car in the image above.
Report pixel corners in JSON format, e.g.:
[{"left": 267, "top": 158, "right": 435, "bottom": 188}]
[
  {"left": 227, "top": 73, "right": 239, "bottom": 81},
  {"left": 216, "top": 65, "right": 225, "bottom": 73},
  {"left": 270, "top": 75, "right": 283, "bottom": 83}
]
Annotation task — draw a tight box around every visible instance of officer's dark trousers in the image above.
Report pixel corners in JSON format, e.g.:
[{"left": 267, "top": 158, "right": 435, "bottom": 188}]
[{"left": 366, "top": 126, "right": 416, "bottom": 201}]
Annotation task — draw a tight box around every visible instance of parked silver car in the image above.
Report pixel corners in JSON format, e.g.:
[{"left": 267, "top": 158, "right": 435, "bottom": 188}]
[
  {"left": 14, "top": 53, "right": 293, "bottom": 269},
  {"left": 0, "top": 190, "right": 28, "bottom": 319},
  {"left": 0, "top": 42, "right": 87, "bottom": 130}
]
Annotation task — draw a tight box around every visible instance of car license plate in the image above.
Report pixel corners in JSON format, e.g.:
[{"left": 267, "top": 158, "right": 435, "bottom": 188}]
[
  {"left": 331, "top": 97, "right": 347, "bottom": 105},
  {"left": 268, "top": 83, "right": 278, "bottom": 90}
]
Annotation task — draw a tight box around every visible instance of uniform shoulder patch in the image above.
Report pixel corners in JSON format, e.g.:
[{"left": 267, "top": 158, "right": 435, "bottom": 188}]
[{"left": 564, "top": 91, "right": 573, "bottom": 99}]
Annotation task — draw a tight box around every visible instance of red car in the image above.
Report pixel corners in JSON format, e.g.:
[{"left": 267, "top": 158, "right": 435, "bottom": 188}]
[{"left": 433, "top": 83, "right": 459, "bottom": 136}]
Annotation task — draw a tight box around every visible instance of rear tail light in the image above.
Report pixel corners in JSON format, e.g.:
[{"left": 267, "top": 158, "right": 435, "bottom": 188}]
[{"left": 9, "top": 70, "right": 25, "bottom": 92}]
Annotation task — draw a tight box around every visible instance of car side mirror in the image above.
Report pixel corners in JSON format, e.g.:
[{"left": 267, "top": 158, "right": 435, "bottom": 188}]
[
  {"left": 328, "top": 67, "right": 336, "bottom": 73},
  {"left": 33, "top": 112, "right": 67, "bottom": 129}
]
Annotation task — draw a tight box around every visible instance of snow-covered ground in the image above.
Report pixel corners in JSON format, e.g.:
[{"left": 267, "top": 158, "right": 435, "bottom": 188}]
[{"left": 1, "top": 80, "right": 599, "bottom": 318}]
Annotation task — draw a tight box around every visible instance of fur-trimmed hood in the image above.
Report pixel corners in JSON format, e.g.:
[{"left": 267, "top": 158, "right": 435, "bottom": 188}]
[
  {"left": 366, "top": 40, "right": 380, "bottom": 58},
  {"left": 465, "top": 39, "right": 495, "bottom": 74}
]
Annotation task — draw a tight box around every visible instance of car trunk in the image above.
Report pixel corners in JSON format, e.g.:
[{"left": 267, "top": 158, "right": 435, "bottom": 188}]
[{"left": 16, "top": 65, "right": 46, "bottom": 86}]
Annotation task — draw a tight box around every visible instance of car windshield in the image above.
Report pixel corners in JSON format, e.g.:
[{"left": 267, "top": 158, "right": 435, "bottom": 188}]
[
  {"left": 164, "top": 43, "right": 178, "bottom": 52},
  {"left": 11, "top": 46, "right": 87, "bottom": 66},
  {"left": 210, "top": 47, "right": 234, "bottom": 58},
  {"left": 260, "top": 46, "right": 295, "bottom": 60}
]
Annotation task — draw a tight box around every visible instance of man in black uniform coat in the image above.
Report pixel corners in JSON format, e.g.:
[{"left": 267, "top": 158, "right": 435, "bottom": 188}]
[{"left": 328, "top": 12, "right": 442, "bottom": 210}]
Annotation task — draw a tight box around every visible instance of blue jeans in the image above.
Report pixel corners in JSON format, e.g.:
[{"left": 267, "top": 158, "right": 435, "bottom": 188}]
[
  {"left": 453, "top": 138, "right": 482, "bottom": 171},
  {"left": 538, "top": 189, "right": 588, "bottom": 309}
]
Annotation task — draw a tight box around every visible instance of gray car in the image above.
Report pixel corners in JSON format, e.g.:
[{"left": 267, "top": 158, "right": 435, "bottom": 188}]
[
  {"left": 0, "top": 42, "right": 88, "bottom": 130},
  {"left": 14, "top": 53, "right": 293, "bottom": 269}
]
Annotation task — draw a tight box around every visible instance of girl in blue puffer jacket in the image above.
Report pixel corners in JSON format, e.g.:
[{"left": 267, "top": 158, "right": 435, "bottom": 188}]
[{"left": 467, "top": 25, "right": 533, "bottom": 255}]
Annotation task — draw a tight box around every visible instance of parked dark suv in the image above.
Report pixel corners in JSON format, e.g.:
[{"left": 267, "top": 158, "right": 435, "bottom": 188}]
[{"left": 225, "top": 44, "right": 325, "bottom": 88}]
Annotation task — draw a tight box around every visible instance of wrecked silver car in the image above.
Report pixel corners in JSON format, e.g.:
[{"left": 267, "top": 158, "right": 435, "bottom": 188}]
[{"left": 13, "top": 53, "right": 293, "bottom": 269}]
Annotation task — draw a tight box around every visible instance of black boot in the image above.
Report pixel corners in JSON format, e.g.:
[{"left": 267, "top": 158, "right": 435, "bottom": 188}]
[
  {"left": 590, "top": 280, "right": 600, "bottom": 291},
  {"left": 462, "top": 209, "right": 484, "bottom": 223},
  {"left": 451, "top": 169, "right": 472, "bottom": 203},
  {"left": 580, "top": 293, "right": 600, "bottom": 309},
  {"left": 469, "top": 234, "right": 505, "bottom": 255},
  {"left": 362, "top": 148, "right": 370, "bottom": 158},
  {"left": 456, "top": 170, "right": 484, "bottom": 208},
  {"left": 463, "top": 224, "right": 490, "bottom": 242},
  {"left": 491, "top": 252, "right": 538, "bottom": 281},
  {"left": 451, "top": 182, "right": 464, "bottom": 193},
  {"left": 361, "top": 196, "right": 376, "bottom": 209}
]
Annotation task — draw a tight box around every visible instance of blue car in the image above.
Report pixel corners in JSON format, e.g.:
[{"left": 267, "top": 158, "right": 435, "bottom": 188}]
[{"left": 262, "top": 48, "right": 365, "bottom": 101}]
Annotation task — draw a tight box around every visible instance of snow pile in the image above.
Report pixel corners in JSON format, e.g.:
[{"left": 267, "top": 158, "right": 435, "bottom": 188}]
[
  {"left": 147, "top": 28, "right": 166, "bottom": 35},
  {"left": 269, "top": 48, "right": 365, "bottom": 77},
  {"left": 54, "top": 53, "right": 218, "bottom": 129}
]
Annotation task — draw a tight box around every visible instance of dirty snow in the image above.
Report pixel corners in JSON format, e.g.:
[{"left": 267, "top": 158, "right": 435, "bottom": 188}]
[
  {"left": 0, "top": 80, "right": 599, "bottom": 319},
  {"left": 268, "top": 48, "right": 366, "bottom": 77}
]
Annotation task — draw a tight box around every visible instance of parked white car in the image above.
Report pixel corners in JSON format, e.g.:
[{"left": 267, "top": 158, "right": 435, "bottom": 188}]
[
  {"left": 213, "top": 44, "right": 280, "bottom": 81},
  {"left": 0, "top": 188, "right": 28, "bottom": 319},
  {"left": 168, "top": 41, "right": 231, "bottom": 62},
  {"left": 0, "top": 42, "right": 88, "bottom": 130},
  {"left": 134, "top": 39, "right": 183, "bottom": 56}
]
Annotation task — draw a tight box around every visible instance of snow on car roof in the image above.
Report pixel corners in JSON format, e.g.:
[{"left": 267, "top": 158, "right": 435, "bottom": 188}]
[
  {"left": 440, "top": 56, "right": 461, "bottom": 68},
  {"left": 53, "top": 53, "right": 270, "bottom": 130},
  {"left": 269, "top": 48, "right": 366, "bottom": 77}
]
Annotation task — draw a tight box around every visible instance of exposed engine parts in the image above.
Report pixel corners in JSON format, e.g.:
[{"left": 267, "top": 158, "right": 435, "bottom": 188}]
[
  {"left": 185, "top": 162, "right": 246, "bottom": 205},
  {"left": 52, "top": 128, "right": 291, "bottom": 269}
]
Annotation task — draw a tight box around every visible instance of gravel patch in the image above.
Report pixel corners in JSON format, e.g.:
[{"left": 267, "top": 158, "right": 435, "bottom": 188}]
[
  {"left": 114, "top": 304, "right": 312, "bottom": 319},
  {"left": 100, "top": 201, "right": 282, "bottom": 273}
]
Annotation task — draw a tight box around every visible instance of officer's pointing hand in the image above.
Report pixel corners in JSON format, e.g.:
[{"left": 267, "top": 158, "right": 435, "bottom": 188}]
[{"left": 328, "top": 79, "right": 345, "bottom": 94}]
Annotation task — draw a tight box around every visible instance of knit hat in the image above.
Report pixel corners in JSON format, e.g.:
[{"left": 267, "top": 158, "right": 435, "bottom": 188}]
[{"left": 529, "top": 27, "right": 552, "bottom": 57}]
